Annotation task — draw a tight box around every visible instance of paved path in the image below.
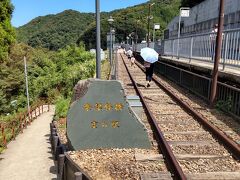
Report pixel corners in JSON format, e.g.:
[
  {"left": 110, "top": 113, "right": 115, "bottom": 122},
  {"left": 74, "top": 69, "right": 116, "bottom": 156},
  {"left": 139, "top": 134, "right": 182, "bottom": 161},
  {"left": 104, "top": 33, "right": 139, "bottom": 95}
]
[{"left": 0, "top": 105, "right": 57, "bottom": 180}]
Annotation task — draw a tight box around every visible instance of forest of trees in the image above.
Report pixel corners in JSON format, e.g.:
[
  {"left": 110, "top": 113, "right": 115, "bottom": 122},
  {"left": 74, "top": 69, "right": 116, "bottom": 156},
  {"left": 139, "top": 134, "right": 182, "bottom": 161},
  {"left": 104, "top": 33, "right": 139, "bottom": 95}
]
[
  {"left": 1, "top": 0, "right": 201, "bottom": 117},
  {"left": 17, "top": 10, "right": 95, "bottom": 50},
  {"left": 0, "top": 0, "right": 15, "bottom": 61},
  {"left": 0, "top": 1, "right": 96, "bottom": 118},
  {"left": 181, "top": 0, "right": 205, "bottom": 7},
  {"left": 17, "top": 0, "right": 181, "bottom": 51}
]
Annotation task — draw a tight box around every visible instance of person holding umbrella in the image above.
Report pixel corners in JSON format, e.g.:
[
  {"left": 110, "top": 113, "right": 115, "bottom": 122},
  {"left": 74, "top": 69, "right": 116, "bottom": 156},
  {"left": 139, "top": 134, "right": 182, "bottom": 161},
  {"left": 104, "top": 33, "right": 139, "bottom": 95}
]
[{"left": 140, "top": 47, "right": 159, "bottom": 88}]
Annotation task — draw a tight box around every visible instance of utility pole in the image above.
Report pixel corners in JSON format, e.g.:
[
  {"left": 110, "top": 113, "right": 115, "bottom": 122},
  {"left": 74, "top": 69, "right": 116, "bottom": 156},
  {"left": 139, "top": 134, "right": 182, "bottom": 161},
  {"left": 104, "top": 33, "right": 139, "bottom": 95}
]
[
  {"left": 24, "top": 56, "right": 30, "bottom": 117},
  {"left": 96, "top": 0, "right": 101, "bottom": 79},
  {"left": 147, "top": 3, "right": 155, "bottom": 47},
  {"left": 124, "top": 16, "right": 127, "bottom": 44},
  {"left": 210, "top": 0, "right": 225, "bottom": 107},
  {"left": 147, "top": 4, "right": 151, "bottom": 47},
  {"left": 108, "top": 16, "right": 114, "bottom": 67},
  {"left": 177, "top": 7, "right": 190, "bottom": 59}
]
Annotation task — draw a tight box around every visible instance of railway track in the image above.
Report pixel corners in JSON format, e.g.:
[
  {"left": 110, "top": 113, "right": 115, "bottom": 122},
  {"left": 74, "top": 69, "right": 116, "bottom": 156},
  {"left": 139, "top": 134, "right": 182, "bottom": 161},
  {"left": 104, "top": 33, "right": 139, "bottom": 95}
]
[{"left": 117, "top": 51, "right": 240, "bottom": 180}]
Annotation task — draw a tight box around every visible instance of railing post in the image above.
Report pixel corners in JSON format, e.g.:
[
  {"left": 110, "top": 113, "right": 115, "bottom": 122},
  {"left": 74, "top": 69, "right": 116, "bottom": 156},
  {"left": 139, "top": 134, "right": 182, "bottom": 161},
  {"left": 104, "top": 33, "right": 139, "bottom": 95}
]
[
  {"left": 74, "top": 172, "right": 83, "bottom": 180},
  {"left": 208, "top": 79, "right": 212, "bottom": 101},
  {"left": 58, "top": 154, "right": 65, "bottom": 180},
  {"left": 223, "top": 33, "right": 229, "bottom": 70},
  {"left": 179, "top": 69, "right": 182, "bottom": 84},
  {"left": 12, "top": 127, "right": 15, "bottom": 140},
  {"left": 31, "top": 108, "right": 33, "bottom": 120},
  {"left": 172, "top": 40, "right": 174, "bottom": 59},
  {"left": 3, "top": 133, "right": 7, "bottom": 148},
  {"left": 189, "top": 36, "right": 193, "bottom": 63}
]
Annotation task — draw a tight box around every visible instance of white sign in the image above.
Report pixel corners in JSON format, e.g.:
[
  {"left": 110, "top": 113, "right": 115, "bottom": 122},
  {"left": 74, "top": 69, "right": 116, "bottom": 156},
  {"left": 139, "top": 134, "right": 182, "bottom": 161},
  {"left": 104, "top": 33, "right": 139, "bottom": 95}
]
[
  {"left": 154, "top": 24, "right": 160, "bottom": 30},
  {"left": 181, "top": 9, "right": 190, "bottom": 17}
]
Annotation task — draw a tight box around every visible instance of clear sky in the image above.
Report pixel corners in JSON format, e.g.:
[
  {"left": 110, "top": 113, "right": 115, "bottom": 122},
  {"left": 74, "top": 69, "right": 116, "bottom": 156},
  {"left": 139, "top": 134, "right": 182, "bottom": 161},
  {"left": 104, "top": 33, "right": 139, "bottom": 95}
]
[{"left": 11, "top": 0, "right": 149, "bottom": 27}]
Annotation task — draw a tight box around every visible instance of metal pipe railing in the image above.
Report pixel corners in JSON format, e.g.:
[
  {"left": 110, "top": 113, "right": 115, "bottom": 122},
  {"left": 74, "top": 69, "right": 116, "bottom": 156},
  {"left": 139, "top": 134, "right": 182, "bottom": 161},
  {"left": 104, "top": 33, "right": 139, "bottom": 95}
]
[{"left": 133, "top": 28, "right": 240, "bottom": 68}]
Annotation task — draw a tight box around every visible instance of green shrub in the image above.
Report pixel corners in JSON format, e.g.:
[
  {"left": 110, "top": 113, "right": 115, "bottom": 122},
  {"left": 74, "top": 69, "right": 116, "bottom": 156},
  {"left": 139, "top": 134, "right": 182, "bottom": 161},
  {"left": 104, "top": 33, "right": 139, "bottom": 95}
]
[{"left": 55, "top": 97, "right": 70, "bottom": 120}]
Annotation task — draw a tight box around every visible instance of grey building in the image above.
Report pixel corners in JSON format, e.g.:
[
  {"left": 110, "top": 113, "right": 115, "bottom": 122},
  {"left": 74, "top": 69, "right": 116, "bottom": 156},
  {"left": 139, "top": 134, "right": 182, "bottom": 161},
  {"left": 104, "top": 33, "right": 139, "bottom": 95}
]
[{"left": 166, "top": 0, "right": 240, "bottom": 39}]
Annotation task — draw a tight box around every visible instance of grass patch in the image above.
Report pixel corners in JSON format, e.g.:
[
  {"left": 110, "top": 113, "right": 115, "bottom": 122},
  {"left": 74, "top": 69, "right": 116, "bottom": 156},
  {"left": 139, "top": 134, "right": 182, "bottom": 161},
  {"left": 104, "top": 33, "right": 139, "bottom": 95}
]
[
  {"left": 55, "top": 97, "right": 70, "bottom": 121},
  {"left": 101, "top": 59, "right": 110, "bottom": 80}
]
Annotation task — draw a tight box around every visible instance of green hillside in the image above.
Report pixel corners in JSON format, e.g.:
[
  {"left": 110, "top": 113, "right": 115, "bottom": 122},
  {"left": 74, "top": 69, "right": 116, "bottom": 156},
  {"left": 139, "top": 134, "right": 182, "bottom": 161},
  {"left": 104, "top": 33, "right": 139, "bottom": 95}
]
[
  {"left": 17, "top": 10, "right": 95, "bottom": 50},
  {"left": 17, "top": 0, "right": 180, "bottom": 50},
  {"left": 181, "top": 0, "right": 204, "bottom": 7},
  {"left": 0, "top": 0, "right": 15, "bottom": 61},
  {"left": 79, "top": 0, "right": 180, "bottom": 50}
]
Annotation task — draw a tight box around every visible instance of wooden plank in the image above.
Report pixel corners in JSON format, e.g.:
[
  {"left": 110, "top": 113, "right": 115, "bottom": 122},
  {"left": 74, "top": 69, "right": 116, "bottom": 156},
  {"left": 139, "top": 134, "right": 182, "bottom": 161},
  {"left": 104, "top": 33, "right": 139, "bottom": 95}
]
[
  {"left": 135, "top": 153, "right": 163, "bottom": 161},
  {"left": 157, "top": 120, "right": 198, "bottom": 125},
  {"left": 175, "top": 154, "right": 230, "bottom": 160},
  {"left": 144, "top": 93, "right": 168, "bottom": 96},
  {"left": 168, "top": 140, "right": 215, "bottom": 146},
  {"left": 156, "top": 113, "right": 190, "bottom": 118},
  {"left": 186, "top": 172, "right": 240, "bottom": 179},
  {"left": 164, "top": 131, "right": 206, "bottom": 135},
  {"left": 140, "top": 172, "right": 173, "bottom": 180}
]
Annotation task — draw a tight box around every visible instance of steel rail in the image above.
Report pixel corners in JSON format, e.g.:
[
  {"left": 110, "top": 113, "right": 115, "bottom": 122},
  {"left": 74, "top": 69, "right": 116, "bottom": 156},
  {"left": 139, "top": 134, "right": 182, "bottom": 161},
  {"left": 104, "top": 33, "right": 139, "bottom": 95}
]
[
  {"left": 134, "top": 59, "right": 240, "bottom": 160},
  {"left": 120, "top": 54, "right": 186, "bottom": 180}
]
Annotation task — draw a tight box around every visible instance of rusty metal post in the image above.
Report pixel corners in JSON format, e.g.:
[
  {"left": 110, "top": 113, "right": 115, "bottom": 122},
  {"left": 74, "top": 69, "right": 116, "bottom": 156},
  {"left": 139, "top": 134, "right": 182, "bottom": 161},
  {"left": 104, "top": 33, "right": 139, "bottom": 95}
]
[
  {"left": 38, "top": 106, "right": 40, "bottom": 116},
  {"left": 12, "top": 127, "right": 15, "bottom": 140},
  {"left": 30, "top": 108, "right": 33, "bottom": 121},
  {"left": 48, "top": 104, "right": 50, "bottom": 112},
  {"left": 3, "top": 134, "right": 7, "bottom": 147},
  {"left": 147, "top": 3, "right": 151, "bottom": 47},
  {"left": 20, "top": 121, "right": 23, "bottom": 133},
  {"left": 74, "top": 172, "right": 83, "bottom": 180},
  {"left": 1, "top": 126, "right": 4, "bottom": 136},
  {"left": 210, "top": 0, "right": 225, "bottom": 107}
]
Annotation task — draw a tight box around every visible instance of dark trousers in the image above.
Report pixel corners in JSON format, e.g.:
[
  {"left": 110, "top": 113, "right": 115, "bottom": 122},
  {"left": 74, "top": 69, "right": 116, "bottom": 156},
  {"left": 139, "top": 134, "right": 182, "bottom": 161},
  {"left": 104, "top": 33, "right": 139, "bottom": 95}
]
[{"left": 146, "top": 63, "right": 154, "bottom": 82}]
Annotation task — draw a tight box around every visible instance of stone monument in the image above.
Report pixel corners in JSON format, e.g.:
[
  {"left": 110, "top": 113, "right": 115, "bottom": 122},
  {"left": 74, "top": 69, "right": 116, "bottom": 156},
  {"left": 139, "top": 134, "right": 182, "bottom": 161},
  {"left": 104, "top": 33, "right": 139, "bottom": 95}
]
[{"left": 67, "top": 79, "right": 151, "bottom": 150}]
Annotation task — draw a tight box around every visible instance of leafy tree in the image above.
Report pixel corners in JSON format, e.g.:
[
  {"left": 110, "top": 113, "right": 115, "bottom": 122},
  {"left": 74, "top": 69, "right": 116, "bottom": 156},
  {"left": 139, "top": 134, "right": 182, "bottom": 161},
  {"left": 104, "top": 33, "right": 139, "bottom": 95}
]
[
  {"left": 0, "top": 0, "right": 15, "bottom": 61},
  {"left": 181, "top": 0, "right": 205, "bottom": 7},
  {"left": 0, "top": 43, "right": 95, "bottom": 116}
]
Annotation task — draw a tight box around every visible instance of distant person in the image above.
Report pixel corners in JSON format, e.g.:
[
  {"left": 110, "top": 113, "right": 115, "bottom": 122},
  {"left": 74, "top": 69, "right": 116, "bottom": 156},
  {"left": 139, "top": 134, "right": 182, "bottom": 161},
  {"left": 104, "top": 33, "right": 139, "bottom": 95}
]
[
  {"left": 127, "top": 49, "right": 133, "bottom": 61},
  {"left": 123, "top": 48, "right": 127, "bottom": 55},
  {"left": 144, "top": 61, "right": 155, "bottom": 88},
  {"left": 210, "top": 24, "right": 218, "bottom": 61},
  {"left": 130, "top": 56, "right": 135, "bottom": 67}
]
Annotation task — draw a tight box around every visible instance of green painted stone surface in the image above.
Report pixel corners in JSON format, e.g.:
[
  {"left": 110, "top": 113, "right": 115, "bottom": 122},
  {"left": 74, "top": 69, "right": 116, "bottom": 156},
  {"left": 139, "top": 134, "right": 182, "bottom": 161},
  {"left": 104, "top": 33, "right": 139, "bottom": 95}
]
[{"left": 67, "top": 79, "right": 151, "bottom": 150}]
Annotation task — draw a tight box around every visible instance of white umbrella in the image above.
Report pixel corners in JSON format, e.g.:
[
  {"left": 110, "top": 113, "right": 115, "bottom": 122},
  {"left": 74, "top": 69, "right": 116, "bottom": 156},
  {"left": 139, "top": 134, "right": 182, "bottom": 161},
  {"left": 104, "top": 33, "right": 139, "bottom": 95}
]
[
  {"left": 140, "top": 47, "right": 159, "bottom": 63},
  {"left": 127, "top": 49, "right": 133, "bottom": 57}
]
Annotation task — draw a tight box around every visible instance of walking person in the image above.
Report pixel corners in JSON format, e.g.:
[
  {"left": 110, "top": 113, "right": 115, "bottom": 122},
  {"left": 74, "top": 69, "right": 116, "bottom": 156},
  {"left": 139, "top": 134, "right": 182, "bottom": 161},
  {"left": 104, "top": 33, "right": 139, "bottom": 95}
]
[
  {"left": 144, "top": 61, "right": 154, "bottom": 87},
  {"left": 210, "top": 24, "right": 218, "bottom": 61},
  {"left": 140, "top": 47, "right": 159, "bottom": 88},
  {"left": 130, "top": 56, "right": 136, "bottom": 67},
  {"left": 127, "top": 48, "right": 133, "bottom": 61}
]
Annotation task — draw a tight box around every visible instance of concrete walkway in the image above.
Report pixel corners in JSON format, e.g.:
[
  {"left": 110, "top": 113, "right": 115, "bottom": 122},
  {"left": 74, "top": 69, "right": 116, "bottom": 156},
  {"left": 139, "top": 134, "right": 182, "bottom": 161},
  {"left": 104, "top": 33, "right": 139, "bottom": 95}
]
[{"left": 0, "top": 105, "right": 57, "bottom": 180}]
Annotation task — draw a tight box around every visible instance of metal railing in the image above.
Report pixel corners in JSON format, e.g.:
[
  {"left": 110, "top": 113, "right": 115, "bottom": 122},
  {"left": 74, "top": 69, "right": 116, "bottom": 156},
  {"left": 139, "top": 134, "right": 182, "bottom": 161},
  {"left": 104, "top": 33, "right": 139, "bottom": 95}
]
[
  {"left": 1, "top": 104, "right": 50, "bottom": 149},
  {"left": 133, "top": 42, "right": 162, "bottom": 54},
  {"left": 164, "top": 28, "right": 240, "bottom": 68},
  {"left": 134, "top": 53, "right": 240, "bottom": 119},
  {"left": 133, "top": 28, "right": 240, "bottom": 68},
  {"left": 50, "top": 122, "right": 92, "bottom": 180},
  {"left": 156, "top": 61, "right": 240, "bottom": 119}
]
